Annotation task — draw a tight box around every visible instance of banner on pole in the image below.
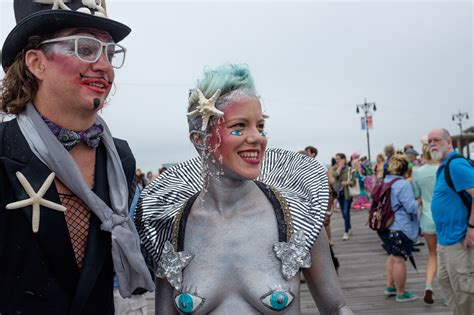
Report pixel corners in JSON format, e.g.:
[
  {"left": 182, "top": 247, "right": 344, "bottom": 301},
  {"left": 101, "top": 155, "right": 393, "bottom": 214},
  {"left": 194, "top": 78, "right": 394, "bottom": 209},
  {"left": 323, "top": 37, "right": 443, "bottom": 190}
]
[
  {"left": 367, "top": 113, "right": 373, "bottom": 129},
  {"left": 361, "top": 117, "right": 366, "bottom": 130}
]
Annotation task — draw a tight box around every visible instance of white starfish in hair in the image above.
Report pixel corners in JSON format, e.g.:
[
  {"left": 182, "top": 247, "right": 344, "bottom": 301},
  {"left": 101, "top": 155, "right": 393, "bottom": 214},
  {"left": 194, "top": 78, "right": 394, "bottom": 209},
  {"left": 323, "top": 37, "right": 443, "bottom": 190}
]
[
  {"left": 81, "top": 0, "right": 106, "bottom": 15},
  {"left": 187, "top": 89, "right": 224, "bottom": 131},
  {"left": 6, "top": 172, "right": 66, "bottom": 233},
  {"left": 34, "top": 0, "right": 71, "bottom": 10}
]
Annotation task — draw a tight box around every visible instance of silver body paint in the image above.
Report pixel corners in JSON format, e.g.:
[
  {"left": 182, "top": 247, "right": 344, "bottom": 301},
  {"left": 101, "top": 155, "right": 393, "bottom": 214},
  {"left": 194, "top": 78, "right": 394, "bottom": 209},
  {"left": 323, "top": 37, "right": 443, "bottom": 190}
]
[{"left": 155, "top": 169, "right": 353, "bottom": 314}]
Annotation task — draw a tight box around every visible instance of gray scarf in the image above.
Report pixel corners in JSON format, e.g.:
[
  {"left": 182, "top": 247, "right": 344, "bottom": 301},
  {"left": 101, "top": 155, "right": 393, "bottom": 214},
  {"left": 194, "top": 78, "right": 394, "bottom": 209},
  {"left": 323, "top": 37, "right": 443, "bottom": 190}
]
[{"left": 17, "top": 103, "right": 154, "bottom": 297}]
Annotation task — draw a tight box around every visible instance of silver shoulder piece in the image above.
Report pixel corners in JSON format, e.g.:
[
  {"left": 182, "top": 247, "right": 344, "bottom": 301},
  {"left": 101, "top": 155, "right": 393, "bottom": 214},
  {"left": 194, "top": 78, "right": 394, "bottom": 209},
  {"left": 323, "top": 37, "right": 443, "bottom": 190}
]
[
  {"left": 273, "top": 230, "right": 311, "bottom": 280},
  {"left": 156, "top": 241, "right": 194, "bottom": 291}
]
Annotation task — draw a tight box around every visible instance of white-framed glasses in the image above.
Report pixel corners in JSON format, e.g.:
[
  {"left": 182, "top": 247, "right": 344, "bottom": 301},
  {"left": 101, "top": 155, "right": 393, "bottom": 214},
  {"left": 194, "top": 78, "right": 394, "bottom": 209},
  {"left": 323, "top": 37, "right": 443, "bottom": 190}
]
[{"left": 39, "top": 35, "right": 126, "bottom": 69}]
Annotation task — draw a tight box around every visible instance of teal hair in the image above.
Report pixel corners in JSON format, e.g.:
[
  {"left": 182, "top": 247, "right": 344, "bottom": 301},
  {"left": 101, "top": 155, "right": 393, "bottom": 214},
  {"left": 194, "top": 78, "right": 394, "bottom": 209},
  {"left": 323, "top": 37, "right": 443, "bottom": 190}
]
[
  {"left": 187, "top": 63, "right": 259, "bottom": 132},
  {"left": 188, "top": 63, "right": 256, "bottom": 106}
]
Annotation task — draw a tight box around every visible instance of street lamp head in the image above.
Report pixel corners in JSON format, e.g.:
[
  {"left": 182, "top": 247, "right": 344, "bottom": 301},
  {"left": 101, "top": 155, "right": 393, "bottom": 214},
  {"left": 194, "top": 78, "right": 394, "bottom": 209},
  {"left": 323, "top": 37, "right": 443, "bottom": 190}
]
[
  {"left": 373, "top": 104, "right": 377, "bottom": 111},
  {"left": 452, "top": 115, "right": 455, "bottom": 121},
  {"left": 467, "top": 113, "right": 469, "bottom": 119},
  {"left": 356, "top": 106, "right": 359, "bottom": 114}
]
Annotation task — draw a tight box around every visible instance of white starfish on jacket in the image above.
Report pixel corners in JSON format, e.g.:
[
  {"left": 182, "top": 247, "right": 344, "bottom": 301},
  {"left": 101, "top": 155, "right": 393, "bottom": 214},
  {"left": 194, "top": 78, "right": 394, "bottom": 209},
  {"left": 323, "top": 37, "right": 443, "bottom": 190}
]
[
  {"left": 6, "top": 172, "right": 66, "bottom": 233},
  {"left": 187, "top": 89, "right": 224, "bottom": 131}
]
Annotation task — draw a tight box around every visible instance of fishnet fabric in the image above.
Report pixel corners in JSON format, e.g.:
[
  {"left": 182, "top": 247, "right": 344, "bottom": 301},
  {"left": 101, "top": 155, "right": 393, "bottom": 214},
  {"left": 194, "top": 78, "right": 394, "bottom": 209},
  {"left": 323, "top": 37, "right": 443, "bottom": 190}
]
[{"left": 60, "top": 193, "right": 91, "bottom": 269}]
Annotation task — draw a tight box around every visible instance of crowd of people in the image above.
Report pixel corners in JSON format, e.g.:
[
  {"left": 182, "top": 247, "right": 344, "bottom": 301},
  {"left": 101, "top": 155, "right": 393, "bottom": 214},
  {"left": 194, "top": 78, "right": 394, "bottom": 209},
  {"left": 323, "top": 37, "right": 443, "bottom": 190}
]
[
  {"left": 325, "top": 143, "right": 423, "bottom": 242},
  {"left": 135, "top": 167, "right": 168, "bottom": 190},
  {"left": 304, "top": 130, "right": 473, "bottom": 313}
]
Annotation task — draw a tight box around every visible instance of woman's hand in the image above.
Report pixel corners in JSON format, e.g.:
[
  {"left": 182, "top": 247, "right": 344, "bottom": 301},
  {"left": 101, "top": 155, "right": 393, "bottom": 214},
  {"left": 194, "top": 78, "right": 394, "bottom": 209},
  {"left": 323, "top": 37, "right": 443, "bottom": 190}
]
[{"left": 416, "top": 198, "right": 422, "bottom": 207}]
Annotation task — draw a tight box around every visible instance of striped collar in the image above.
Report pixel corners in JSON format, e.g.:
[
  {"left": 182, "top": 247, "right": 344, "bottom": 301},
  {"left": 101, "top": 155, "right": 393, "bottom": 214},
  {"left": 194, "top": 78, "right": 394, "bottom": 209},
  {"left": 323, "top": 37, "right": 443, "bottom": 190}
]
[{"left": 135, "top": 148, "right": 329, "bottom": 265}]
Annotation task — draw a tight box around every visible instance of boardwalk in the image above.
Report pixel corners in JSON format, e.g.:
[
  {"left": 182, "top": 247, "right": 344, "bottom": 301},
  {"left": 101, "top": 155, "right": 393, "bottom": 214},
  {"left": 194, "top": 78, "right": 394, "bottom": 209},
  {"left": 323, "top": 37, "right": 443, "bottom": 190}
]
[{"left": 144, "top": 210, "right": 451, "bottom": 314}]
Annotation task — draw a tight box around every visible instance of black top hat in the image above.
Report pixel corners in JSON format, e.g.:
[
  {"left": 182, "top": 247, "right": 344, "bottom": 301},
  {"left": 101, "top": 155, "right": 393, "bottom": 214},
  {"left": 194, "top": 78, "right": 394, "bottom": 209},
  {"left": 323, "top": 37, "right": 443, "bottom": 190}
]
[{"left": 2, "top": 0, "right": 131, "bottom": 71}]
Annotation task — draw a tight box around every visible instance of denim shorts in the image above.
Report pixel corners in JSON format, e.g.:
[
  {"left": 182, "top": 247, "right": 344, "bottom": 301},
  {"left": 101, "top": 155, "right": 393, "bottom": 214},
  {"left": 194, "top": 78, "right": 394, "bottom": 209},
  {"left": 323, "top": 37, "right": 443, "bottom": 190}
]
[{"left": 382, "top": 230, "right": 414, "bottom": 259}]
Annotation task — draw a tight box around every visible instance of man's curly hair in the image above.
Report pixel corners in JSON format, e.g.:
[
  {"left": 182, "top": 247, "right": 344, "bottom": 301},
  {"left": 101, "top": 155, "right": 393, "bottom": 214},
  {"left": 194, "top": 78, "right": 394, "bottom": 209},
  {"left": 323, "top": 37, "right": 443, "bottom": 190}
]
[{"left": 1, "top": 35, "right": 48, "bottom": 114}]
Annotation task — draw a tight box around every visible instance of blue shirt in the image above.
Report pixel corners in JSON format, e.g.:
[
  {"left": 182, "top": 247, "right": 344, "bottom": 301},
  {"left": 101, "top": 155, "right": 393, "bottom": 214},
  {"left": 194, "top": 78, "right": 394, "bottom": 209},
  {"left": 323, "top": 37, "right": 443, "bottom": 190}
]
[
  {"left": 432, "top": 151, "right": 474, "bottom": 245},
  {"left": 385, "top": 175, "right": 419, "bottom": 241}
]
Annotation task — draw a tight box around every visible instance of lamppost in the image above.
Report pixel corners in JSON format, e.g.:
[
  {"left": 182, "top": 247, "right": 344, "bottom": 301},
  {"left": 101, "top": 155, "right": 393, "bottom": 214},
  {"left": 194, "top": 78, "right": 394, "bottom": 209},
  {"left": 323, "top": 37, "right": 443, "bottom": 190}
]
[
  {"left": 356, "top": 99, "right": 376, "bottom": 162},
  {"left": 452, "top": 110, "right": 469, "bottom": 157}
]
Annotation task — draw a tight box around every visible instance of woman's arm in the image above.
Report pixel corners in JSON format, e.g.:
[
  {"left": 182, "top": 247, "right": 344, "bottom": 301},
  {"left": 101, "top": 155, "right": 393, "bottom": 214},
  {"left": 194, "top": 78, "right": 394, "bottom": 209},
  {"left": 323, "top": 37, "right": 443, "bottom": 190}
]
[
  {"left": 155, "top": 277, "right": 179, "bottom": 315},
  {"left": 398, "top": 181, "right": 419, "bottom": 214},
  {"left": 327, "top": 168, "right": 335, "bottom": 185},
  {"left": 333, "top": 165, "right": 342, "bottom": 180},
  {"left": 302, "top": 229, "right": 353, "bottom": 315}
]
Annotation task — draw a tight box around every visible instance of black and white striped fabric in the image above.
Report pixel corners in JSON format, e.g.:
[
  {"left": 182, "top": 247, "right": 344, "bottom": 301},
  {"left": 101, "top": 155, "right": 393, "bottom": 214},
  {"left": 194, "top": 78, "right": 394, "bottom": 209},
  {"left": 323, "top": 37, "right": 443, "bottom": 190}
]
[{"left": 135, "top": 148, "right": 329, "bottom": 264}]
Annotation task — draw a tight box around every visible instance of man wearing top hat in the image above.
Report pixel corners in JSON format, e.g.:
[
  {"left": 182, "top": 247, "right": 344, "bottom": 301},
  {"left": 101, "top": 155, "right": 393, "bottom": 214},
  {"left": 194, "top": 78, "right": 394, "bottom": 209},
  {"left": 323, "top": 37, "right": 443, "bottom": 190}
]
[{"left": 0, "top": 1, "right": 154, "bottom": 313}]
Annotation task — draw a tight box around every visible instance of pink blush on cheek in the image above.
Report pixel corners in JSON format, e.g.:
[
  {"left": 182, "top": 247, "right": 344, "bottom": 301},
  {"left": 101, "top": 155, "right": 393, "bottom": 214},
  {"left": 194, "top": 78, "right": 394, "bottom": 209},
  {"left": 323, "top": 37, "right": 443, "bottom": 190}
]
[
  {"left": 216, "top": 135, "right": 232, "bottom": 158},
  {"left": 48, "top": 53, "right": 82, "bottom": 76},
  {"left": 209, "top": 103, "right": 240, "bottom": 153},
  {"left": 209, "top": 124, "right": 231, "bottom": 157}
]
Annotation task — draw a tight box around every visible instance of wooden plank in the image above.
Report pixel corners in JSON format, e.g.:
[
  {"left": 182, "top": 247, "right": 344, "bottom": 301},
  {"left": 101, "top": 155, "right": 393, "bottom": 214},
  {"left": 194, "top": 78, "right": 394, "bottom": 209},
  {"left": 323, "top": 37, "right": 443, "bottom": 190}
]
[{"left": 143, "top": 209, "right": 451, "bottom": 314}]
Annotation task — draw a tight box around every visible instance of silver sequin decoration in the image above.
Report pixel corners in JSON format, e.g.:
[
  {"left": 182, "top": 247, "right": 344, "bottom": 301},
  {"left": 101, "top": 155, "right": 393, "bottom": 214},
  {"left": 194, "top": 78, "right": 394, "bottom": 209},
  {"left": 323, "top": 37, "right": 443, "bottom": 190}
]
[
  {"left": 156, "top": 241, "right": 193, "bottom": 291},
  {"left": 273, "top": 230, "right": 311, "bottom": 280}
]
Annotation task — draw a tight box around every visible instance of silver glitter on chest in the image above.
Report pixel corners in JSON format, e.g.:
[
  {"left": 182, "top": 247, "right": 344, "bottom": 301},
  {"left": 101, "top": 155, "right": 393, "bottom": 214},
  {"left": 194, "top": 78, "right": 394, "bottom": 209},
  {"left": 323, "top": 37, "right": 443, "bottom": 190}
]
[
  {"left": 273, "top": 230, "right": 311, "bottom": 280},
  {"left": 156, "top": 241, "right": 194, "bottom": 291}
]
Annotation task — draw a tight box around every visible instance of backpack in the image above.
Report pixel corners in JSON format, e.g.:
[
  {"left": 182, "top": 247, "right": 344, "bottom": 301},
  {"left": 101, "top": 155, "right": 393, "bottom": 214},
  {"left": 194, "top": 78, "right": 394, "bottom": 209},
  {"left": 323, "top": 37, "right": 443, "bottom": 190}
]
[
  {"left": 444, "top": 154, "right": 473, "bottom": 213},
  {"left": 368, "top": 178, "right": 401, "bottom": 231}
]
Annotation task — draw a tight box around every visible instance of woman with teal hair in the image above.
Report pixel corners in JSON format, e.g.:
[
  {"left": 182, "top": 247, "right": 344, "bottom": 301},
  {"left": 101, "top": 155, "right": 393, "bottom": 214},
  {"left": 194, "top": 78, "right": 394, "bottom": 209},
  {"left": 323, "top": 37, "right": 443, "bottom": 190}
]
[{"left": 136, "top": 63, "right": 352, "bottom": 314}]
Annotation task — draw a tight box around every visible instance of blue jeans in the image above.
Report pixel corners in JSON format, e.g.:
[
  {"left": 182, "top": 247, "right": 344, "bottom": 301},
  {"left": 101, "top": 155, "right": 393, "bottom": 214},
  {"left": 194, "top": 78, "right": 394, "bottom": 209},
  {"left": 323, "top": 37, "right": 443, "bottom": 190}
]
[{"left": 337, "top": 194, "right": 352, "bottom": 233}]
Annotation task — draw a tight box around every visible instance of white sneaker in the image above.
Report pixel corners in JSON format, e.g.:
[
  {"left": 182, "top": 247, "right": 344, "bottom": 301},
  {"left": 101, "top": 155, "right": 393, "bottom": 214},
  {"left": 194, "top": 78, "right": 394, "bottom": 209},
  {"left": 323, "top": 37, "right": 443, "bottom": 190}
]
[
  {"left": 342, "top": 232, "right": 349, "bottom": 240},
  {"left": 348, "top": 228, "right": 352, "bottom": 236}
]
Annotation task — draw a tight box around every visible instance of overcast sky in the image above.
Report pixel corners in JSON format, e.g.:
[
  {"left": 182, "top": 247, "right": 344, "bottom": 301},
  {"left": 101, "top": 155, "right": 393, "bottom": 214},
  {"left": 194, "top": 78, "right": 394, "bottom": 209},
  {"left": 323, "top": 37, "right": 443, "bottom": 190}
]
[{"left": 1, "top": 0, "right": 472, "bottom": 171}]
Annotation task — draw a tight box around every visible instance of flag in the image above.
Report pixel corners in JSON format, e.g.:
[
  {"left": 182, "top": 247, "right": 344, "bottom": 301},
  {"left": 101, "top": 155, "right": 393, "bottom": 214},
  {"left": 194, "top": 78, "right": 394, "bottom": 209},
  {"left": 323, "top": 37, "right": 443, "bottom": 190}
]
[{"left": 367, "top": 113, "right": 373, "bottom": 129}]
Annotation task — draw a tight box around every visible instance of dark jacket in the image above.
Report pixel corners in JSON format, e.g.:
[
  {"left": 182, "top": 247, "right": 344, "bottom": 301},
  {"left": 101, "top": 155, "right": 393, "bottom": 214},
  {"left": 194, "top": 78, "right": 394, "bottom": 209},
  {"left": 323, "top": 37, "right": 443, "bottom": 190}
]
[
  {"left": 332, "top": 165, "right": 356, "bottom": 200},
  {"left": 0, "top": 119, "right": 136, "bottom": 315}
]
